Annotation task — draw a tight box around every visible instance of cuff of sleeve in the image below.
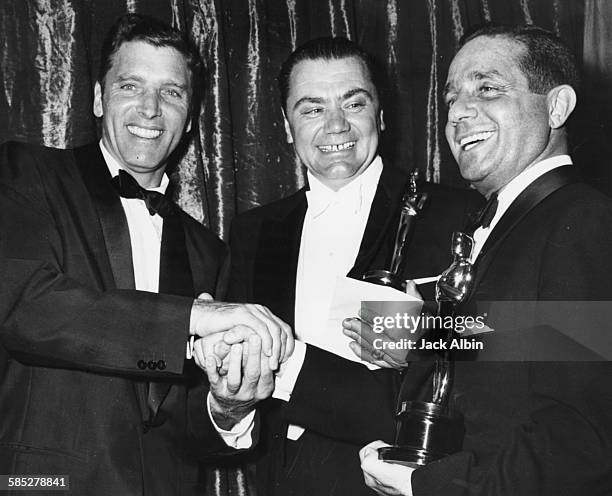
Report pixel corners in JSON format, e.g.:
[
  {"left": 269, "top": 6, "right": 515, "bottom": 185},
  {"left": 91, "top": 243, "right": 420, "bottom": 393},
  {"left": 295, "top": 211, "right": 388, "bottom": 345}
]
[
  {"left": 206, "top": 392, "right": 255, "bottom": 449},
  {"left": 272, "top": 340, "right": 307, "bottom": 402}
]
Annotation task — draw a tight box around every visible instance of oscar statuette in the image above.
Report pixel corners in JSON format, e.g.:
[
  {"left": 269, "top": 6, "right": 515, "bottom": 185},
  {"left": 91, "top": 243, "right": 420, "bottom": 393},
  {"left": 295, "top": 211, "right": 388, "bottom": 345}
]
[
  {"left": 377, "top": 231, "right": 474, "bottom": 467},
  {"left": 362, "top": 169, "right": 429, "bottom": 290}
]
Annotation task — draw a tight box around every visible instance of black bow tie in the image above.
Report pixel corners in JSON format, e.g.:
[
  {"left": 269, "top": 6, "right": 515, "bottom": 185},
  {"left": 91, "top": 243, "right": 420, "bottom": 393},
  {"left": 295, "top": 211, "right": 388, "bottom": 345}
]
[
  {"left": 476, "top": 192, "right": 499, "bottom": 229},
  {"left": 112, "top": 169, "right": 173, "bottom": 218}
]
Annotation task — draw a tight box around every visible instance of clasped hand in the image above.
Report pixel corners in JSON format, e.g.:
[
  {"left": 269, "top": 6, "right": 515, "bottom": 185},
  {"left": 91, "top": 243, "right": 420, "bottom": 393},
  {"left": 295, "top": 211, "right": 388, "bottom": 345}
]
[{"left": 189, "top": 294, "right": 294, "bottom": 429}]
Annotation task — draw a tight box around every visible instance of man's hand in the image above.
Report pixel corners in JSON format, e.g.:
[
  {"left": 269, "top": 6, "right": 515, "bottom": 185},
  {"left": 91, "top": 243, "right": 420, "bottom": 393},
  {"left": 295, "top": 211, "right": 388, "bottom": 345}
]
[
  {"left": 360, "top": 441, "right": 415, "bottom": 496},
  {"left": 343, "top": 281, "right": 423, "bottom": 368},
  {"left": 190, "top": 298, "right": 293, "bottom": 369},
  {"left": 194, "top": 333, "right": 274, "bottom": 430}
]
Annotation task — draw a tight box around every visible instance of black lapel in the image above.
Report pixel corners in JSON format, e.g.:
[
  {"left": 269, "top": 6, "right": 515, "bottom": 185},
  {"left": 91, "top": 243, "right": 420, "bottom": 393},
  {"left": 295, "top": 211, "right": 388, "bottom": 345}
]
[
  {"left": 253, "top": 191, "right": 307, "bottom": 327},
  {"left": 348, "top": 165, "right": 408, "bottom": 278},
  {"left": 73, "top": 144, "right": 135, "bottom": 290},
  {"left": 73, "top": 144, "right": 149, "bottom": 420},
  {"left": 473, "top": 166, "right": 578, "bottom": 290},
  {"left": 147, "top": 206, "right": 195, "bottom": 418}
]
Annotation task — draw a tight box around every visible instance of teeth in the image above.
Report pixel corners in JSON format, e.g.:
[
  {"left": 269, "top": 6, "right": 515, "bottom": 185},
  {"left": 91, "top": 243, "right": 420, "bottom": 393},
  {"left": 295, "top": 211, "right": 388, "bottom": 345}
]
[
  {"left": 127, "top": 126, "right": 163, "bottom": 139},
  {"left": 460, "top": 131, "right": 494, "bottom": 150},
  {"left": 318, "top": 141, "right": 355, "bottom": 152}
]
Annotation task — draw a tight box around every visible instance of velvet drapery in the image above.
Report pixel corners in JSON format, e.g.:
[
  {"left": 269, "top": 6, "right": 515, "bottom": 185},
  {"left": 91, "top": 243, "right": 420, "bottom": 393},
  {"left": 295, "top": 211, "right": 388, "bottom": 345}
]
[
  {"left": 1, "top": 2, "right": 611, "bottom": 495},
  {"left": 2, "top": 0, "right": 609, "bottom": 240}
]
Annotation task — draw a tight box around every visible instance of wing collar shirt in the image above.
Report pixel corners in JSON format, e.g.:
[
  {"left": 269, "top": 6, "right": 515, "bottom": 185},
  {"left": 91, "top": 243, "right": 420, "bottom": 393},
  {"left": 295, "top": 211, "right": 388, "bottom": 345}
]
[
  {"left": 471, "top": 155, "right": 572, "bottom": 262},
  {"left": 276, "top": 156, "right": 383, "bottom": 439},
  {"left": 100, "top": 141, "right": 253, "bottom": 448}
]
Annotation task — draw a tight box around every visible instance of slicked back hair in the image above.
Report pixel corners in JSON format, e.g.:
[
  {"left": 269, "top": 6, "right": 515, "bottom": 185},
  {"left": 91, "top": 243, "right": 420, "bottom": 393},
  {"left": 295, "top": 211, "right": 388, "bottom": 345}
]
[
  {"left": 461, "top": 24, "right": 580, "bottom": 96},
  {"left": 278, "top": 36, "right": 382, "bottom": 112}
]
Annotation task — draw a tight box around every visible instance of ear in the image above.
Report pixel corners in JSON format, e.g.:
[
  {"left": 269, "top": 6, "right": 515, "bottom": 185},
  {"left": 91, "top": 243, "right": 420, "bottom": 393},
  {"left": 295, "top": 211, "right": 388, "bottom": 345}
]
[
  {"left": 282, "top": 109, "right": 294, "bottom": 144},
  {"left": 93, "top": 82, "right": 103, "bottom": 118},
  {"left": 547, "top": 85, "right": 576, "bottom": 129},
  {"left": 379, "top": 109, "right": 385, "bottom": 132}
]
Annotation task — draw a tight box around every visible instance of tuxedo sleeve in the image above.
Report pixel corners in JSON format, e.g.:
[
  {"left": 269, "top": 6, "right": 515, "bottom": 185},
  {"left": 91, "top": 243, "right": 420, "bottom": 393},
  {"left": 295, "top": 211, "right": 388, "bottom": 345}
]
[
  {"left": 412, "top": 197, "right": 612, "bottom": 496},
  {"left": 0, "top": 142, "right": 193, "bottom": 377},
  {"left": 280, "top": 345, "right": 404, "bottom": 445}
]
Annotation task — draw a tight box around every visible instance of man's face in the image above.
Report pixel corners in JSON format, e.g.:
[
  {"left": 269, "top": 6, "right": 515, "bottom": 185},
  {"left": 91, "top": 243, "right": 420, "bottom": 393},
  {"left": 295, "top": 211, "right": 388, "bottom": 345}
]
[
  {"left": 94, "top": 40, "right": 192, "bottom": 188},
  {"left": 444, "top": 36, "right": 552, "bottom": 196},
  {"left": 283, "top": 56, "right": 384, "bottom": 190}
]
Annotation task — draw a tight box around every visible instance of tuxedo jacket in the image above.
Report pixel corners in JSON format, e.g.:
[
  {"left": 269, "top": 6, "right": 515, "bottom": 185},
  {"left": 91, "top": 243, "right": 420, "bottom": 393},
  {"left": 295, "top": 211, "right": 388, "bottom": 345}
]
[
  {"left": 0, "top": 142, "right": 233, "bottom": 495},
  {"left": 403, "top": 166, "right": 612, "bottom": 495},
  {"left": 229, "top": 163, "right": 483, "bottom": 496}
]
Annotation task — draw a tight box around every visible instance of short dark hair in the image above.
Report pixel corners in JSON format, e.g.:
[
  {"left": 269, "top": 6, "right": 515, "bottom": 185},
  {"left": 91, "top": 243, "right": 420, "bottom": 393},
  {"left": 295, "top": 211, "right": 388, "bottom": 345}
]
[
  {"left": 461, "top": 24, "right": 580, "bottom": 95},
  {"left": 98, "top": 14, "right": 202, "bottom": 96},
  {"left": 278, "top": 37, "right": 381, "bottom": 112}
]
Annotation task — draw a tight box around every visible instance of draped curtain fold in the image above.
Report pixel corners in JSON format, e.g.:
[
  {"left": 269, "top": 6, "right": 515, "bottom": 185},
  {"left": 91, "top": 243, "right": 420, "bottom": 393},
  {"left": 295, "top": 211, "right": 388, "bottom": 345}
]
[
  {"left": 2, "top": 0, "right": 605, "bottom": 240},
  {"left": 1, "top": 1, "right": 611, "bottom": 495}
]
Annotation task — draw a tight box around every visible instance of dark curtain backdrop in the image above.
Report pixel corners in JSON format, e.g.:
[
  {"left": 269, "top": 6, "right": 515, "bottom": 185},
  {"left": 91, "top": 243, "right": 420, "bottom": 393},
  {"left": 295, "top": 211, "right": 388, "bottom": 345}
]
[
  {"left": 1, "top": 1, "right": 611, "bottom": 494},
  {"left": 2, "top": 0, "right": 611, "bottom": 241}
]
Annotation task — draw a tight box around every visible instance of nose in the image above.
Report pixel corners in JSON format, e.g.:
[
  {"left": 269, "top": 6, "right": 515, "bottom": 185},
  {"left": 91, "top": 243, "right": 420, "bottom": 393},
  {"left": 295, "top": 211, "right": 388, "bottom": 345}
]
[
  {"left": 137, "top": 90, "right": 161, "bottom": 119},
  {"left": 324, "top": 107, "right": 349, "bottom": 134},
  {"left": 447, "top": 93, "right": 477, "bottom": 126}
]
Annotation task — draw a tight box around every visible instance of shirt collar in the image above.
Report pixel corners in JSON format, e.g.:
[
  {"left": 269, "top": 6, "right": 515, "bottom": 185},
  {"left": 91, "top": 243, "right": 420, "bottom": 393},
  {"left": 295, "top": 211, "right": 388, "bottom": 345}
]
[
  {"left": 99, "top": 140, "right": 169, "bottom": 194},
  {"left": 305, "top": 156, "right": 383, "bottom": 219},
  {"left": 489, "top": 154, "right": 572, "bottom": 230}
]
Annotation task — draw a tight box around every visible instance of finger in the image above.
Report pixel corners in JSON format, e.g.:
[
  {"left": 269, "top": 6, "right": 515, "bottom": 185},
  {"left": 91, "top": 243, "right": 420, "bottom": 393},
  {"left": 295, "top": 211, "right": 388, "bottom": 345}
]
[
  {"left": 404, "top": 280, "right": 423, "bottom": 300},
  {"left": 258, "top": 343, "right": 274, "bottom": 399},
  {"left": 223, "top": 325, "right": 256, "bottom": 345},
  {"left": 244, "top": 334, "right": 262, "bottom": 386},
  {"left": 192, "top": 338, "right": 206, "bottom": 370},
  {"left": 226, "top": 344, "right": 243, "bottom": 394},
  {"left": 197, "top": 292, "right": 214, "bottom": 301},
  {"left": 250, "top": 304, "right": 281, "bottom": 368},
  {"left": 191, "top": 301, "right": 273, "bottom": 357},
  {"left": 259, "top": 307, "right": 294, "bottom": 363},
  {"left": 204, "top": 355, "right": 220, "bottom": 386},
  {"left": 213, "top": 339, "right": 232, "bottom": 361}
]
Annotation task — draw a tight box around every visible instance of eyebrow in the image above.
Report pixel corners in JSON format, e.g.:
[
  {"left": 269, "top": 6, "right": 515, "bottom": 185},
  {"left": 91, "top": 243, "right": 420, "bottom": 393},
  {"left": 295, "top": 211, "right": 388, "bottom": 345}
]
[
  {"left": 292, "top": 87, "right": 374, "bottom": 111},
  {"left": 114, "top": 74, "right": 188, "bottom": 89},
  {"left": 443, "top": 70, "right": 505, "bottom": 96}
]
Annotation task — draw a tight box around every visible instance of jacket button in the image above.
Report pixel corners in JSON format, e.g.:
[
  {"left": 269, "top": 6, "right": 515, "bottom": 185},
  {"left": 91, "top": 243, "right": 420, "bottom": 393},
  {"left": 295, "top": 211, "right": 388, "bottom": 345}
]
[
  {"left": 137, "top": 360, "right": 147, "bottom": 370},
  {"left": 147, "top": 360, "right": 157, "bottom": 370},
  {"left": 157, "top": 360, "right": 166, "bottom": 370}
]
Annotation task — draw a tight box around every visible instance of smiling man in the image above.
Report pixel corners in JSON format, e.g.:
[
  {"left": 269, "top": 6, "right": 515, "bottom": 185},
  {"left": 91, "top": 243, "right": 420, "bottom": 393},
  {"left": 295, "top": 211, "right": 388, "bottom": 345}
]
[
  {"left": 0, "top": 14, "right": 293, "bottom": 496},
  {"left": 359, "top": 24, "right": 612, "bottom": 496},
  {"left": 226, "top": 37, "right": 481, "bottom": 496}
]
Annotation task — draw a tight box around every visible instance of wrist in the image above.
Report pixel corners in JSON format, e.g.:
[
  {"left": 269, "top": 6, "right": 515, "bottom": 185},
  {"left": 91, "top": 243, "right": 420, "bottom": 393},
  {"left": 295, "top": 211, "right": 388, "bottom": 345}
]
[{"left": 209, "top": 393, "right": 256, "bottom": 430}]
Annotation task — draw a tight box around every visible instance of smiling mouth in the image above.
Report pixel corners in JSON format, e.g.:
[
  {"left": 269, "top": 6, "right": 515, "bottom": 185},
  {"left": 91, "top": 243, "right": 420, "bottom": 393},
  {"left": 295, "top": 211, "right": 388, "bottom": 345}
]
[
  {"left": 317, "top": 141, "right": 356, "bottom": 153},
  {"left": 127, "top": 125, "right": 163, "bottom": 139},
  {"left": 460, "top": 131, "right": 494, "bottom": 151}
]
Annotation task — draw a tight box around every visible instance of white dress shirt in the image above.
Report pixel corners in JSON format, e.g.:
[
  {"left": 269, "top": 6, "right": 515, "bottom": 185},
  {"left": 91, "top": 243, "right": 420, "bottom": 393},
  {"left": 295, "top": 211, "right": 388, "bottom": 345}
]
[
  {"left": 274, "top": 156, "right": 384, "bottom": 439},
  {"left": 471, "top": 155, "right": 573, "bottom": 262},
  {"left": 99, "top": 141, "right": 253, "bottom": 448}
]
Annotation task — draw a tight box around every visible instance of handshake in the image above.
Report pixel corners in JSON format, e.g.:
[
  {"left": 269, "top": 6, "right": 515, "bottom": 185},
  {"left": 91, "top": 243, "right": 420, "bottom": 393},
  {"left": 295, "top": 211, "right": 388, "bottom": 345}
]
[{"left": 189, "top": 294, "right": 295, "bottom": 429}]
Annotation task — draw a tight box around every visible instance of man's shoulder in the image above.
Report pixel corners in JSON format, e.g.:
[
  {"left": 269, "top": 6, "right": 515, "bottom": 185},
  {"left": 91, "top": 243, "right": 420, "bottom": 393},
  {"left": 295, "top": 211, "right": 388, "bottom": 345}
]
[
  {"left": 179, "top": 209, "right": 226, "bottom": 255},
  {"left": 423, "top": 181, "right": 483, "bottom": 208},
  {"left": 233, "top": 187, "right": 307, "bottom": 226}
]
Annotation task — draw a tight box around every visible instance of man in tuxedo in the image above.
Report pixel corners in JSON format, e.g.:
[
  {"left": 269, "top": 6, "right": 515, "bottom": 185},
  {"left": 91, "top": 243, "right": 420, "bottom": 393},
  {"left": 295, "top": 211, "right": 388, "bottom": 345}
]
[
  {"left": 226, "top": 37, "right": 481, "bottom": 496},
  {"left": 359, "top": 24, "right": 612, "bottom": 496},
  {"left": 0, "top": 14, "right": 291, "bottom": 495}
]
